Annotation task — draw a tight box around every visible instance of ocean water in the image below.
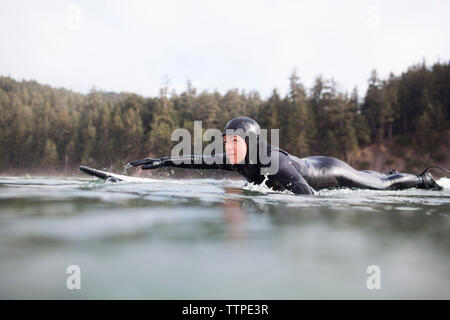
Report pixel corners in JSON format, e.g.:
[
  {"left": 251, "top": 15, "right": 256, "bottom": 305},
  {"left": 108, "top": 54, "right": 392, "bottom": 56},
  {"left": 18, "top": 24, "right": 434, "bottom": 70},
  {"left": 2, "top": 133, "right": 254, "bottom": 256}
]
[{"left": 0, "top": 175, "right": 449, "bottom": 299}]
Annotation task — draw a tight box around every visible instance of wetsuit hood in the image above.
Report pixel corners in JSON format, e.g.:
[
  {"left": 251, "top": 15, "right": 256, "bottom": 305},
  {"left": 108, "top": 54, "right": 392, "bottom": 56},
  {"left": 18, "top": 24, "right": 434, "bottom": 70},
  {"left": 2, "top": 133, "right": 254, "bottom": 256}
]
[{"left": 222, "top": 117, "right": 261, "bottom": 137}]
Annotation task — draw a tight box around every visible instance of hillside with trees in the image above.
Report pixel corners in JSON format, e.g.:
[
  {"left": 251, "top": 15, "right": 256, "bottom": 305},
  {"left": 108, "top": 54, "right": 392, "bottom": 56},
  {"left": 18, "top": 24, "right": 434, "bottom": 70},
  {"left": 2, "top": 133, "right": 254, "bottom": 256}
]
[{"left": 0, "top": 61, "right": 449, "bottom": 176}]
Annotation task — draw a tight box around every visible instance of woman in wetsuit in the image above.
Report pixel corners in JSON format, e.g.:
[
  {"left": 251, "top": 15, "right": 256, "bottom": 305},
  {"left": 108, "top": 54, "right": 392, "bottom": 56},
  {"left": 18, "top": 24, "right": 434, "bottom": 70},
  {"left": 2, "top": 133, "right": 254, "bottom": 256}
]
[{"left": 129, "top": 117, "right": 444, "bottom": 195}]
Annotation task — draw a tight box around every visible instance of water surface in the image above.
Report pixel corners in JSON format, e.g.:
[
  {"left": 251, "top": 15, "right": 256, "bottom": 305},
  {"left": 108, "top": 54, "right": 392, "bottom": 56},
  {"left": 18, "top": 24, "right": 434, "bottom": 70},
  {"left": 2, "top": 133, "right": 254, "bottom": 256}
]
[{"left": 0, "top": 176, "right": 449, "bottom": 299}]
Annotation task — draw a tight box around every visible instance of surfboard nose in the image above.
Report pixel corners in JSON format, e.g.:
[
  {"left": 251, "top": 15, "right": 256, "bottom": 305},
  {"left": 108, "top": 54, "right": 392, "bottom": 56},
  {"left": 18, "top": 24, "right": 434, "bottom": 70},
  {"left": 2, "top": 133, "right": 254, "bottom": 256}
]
[
  {"left": 78, "top": 165, "right": 90, "bottom": 174},
  {"left": 78, "top": 165, "right": 113, "bottom": 180}
]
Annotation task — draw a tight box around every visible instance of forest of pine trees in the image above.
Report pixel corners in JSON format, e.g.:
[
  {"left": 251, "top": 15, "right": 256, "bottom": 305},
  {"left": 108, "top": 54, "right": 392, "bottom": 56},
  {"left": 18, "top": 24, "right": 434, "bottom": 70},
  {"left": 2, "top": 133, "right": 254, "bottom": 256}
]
[{"left": 0, "top": 61, "right": 449, "bottom": 174}]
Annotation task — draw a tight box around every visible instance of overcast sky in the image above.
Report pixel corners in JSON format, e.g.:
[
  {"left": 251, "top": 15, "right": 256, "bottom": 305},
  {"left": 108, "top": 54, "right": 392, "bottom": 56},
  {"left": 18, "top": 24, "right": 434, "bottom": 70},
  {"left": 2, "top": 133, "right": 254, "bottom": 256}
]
[{"left": 1, "top": 0, "right": 449, "bottom": 98}]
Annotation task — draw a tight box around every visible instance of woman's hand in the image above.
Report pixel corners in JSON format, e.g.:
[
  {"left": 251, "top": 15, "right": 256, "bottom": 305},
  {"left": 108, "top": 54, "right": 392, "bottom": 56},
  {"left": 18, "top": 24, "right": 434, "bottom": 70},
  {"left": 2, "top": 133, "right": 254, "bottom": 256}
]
[{"left": 128, "top": 158, "right": 165, "bottom": 170}]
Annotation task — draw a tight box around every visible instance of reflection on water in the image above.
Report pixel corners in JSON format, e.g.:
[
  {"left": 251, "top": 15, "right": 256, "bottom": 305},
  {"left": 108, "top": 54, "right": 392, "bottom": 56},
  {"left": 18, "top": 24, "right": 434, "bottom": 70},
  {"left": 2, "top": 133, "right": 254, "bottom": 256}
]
[
  {"left": 222, "top": 187, "right": 246, "bottom": 242},
  {"left": 0, "top": 176, "right": 449, "bottom": 299}
]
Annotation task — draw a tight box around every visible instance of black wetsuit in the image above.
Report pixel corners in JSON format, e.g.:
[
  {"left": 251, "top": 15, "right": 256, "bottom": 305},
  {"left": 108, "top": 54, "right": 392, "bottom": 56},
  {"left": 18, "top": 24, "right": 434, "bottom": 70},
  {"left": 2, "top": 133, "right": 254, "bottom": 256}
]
[
  {"left": 130, "top": 117, "right": 430, "bottom": 195},
  {"left": 133, "top": 141, "right": 424, "bottom": 195}
]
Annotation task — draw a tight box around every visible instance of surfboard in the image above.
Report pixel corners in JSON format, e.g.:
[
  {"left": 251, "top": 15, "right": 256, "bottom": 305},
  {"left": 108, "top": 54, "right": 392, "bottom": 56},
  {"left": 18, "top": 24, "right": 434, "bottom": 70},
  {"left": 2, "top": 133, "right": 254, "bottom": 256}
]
[{"left": 78, "top": 165, "right": 153, "bottom": 182}]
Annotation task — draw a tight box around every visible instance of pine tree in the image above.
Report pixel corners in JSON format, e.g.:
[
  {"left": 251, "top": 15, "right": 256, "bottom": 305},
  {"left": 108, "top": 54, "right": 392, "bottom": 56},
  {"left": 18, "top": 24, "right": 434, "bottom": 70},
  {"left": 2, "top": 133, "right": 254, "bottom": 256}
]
[
  {"left": 42, "top": 139, "right": 58, "bottom": 166},
  {"left": 286, "top": 69, "right": 309, "bottom": 155}
]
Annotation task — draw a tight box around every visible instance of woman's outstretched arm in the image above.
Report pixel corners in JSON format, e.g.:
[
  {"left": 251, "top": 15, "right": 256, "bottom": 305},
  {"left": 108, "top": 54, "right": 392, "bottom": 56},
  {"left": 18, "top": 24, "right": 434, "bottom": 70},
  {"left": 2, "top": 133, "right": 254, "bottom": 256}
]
[{"left": 129, "top": 153, "right": 235, "bottom": 171}]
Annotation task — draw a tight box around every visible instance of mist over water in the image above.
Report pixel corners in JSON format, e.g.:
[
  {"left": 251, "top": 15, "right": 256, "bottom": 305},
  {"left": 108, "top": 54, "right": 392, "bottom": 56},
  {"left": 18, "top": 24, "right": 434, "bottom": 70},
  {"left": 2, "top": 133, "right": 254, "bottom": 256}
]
[{"left": 0, "top": 176, "right": 449, "bottom": 299}]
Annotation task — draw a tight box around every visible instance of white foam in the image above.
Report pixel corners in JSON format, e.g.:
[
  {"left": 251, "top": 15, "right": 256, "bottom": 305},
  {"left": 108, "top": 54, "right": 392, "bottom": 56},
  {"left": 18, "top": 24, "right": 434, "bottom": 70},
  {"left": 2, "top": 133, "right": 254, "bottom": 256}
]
[
  {"left": 437, "top": 177, "right": 450, "bottom": 189},
  {"left": 243, "top": 181, "right": 294, "bottom": 195}
]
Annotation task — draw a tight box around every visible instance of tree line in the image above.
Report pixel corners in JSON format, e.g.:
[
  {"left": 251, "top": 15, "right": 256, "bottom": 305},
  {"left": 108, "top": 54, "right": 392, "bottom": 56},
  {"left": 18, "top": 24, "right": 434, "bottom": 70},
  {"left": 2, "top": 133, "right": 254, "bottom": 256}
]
[{"left": 0, "top": 61, "right": 449, "bottom": 173}]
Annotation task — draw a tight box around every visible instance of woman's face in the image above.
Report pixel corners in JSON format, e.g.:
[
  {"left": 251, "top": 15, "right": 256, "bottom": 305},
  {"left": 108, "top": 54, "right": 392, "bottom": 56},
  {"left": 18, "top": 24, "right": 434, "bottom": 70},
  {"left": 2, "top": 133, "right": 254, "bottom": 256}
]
[{"left": 224, "top": 135, "right": 247, "bottom": 164}]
